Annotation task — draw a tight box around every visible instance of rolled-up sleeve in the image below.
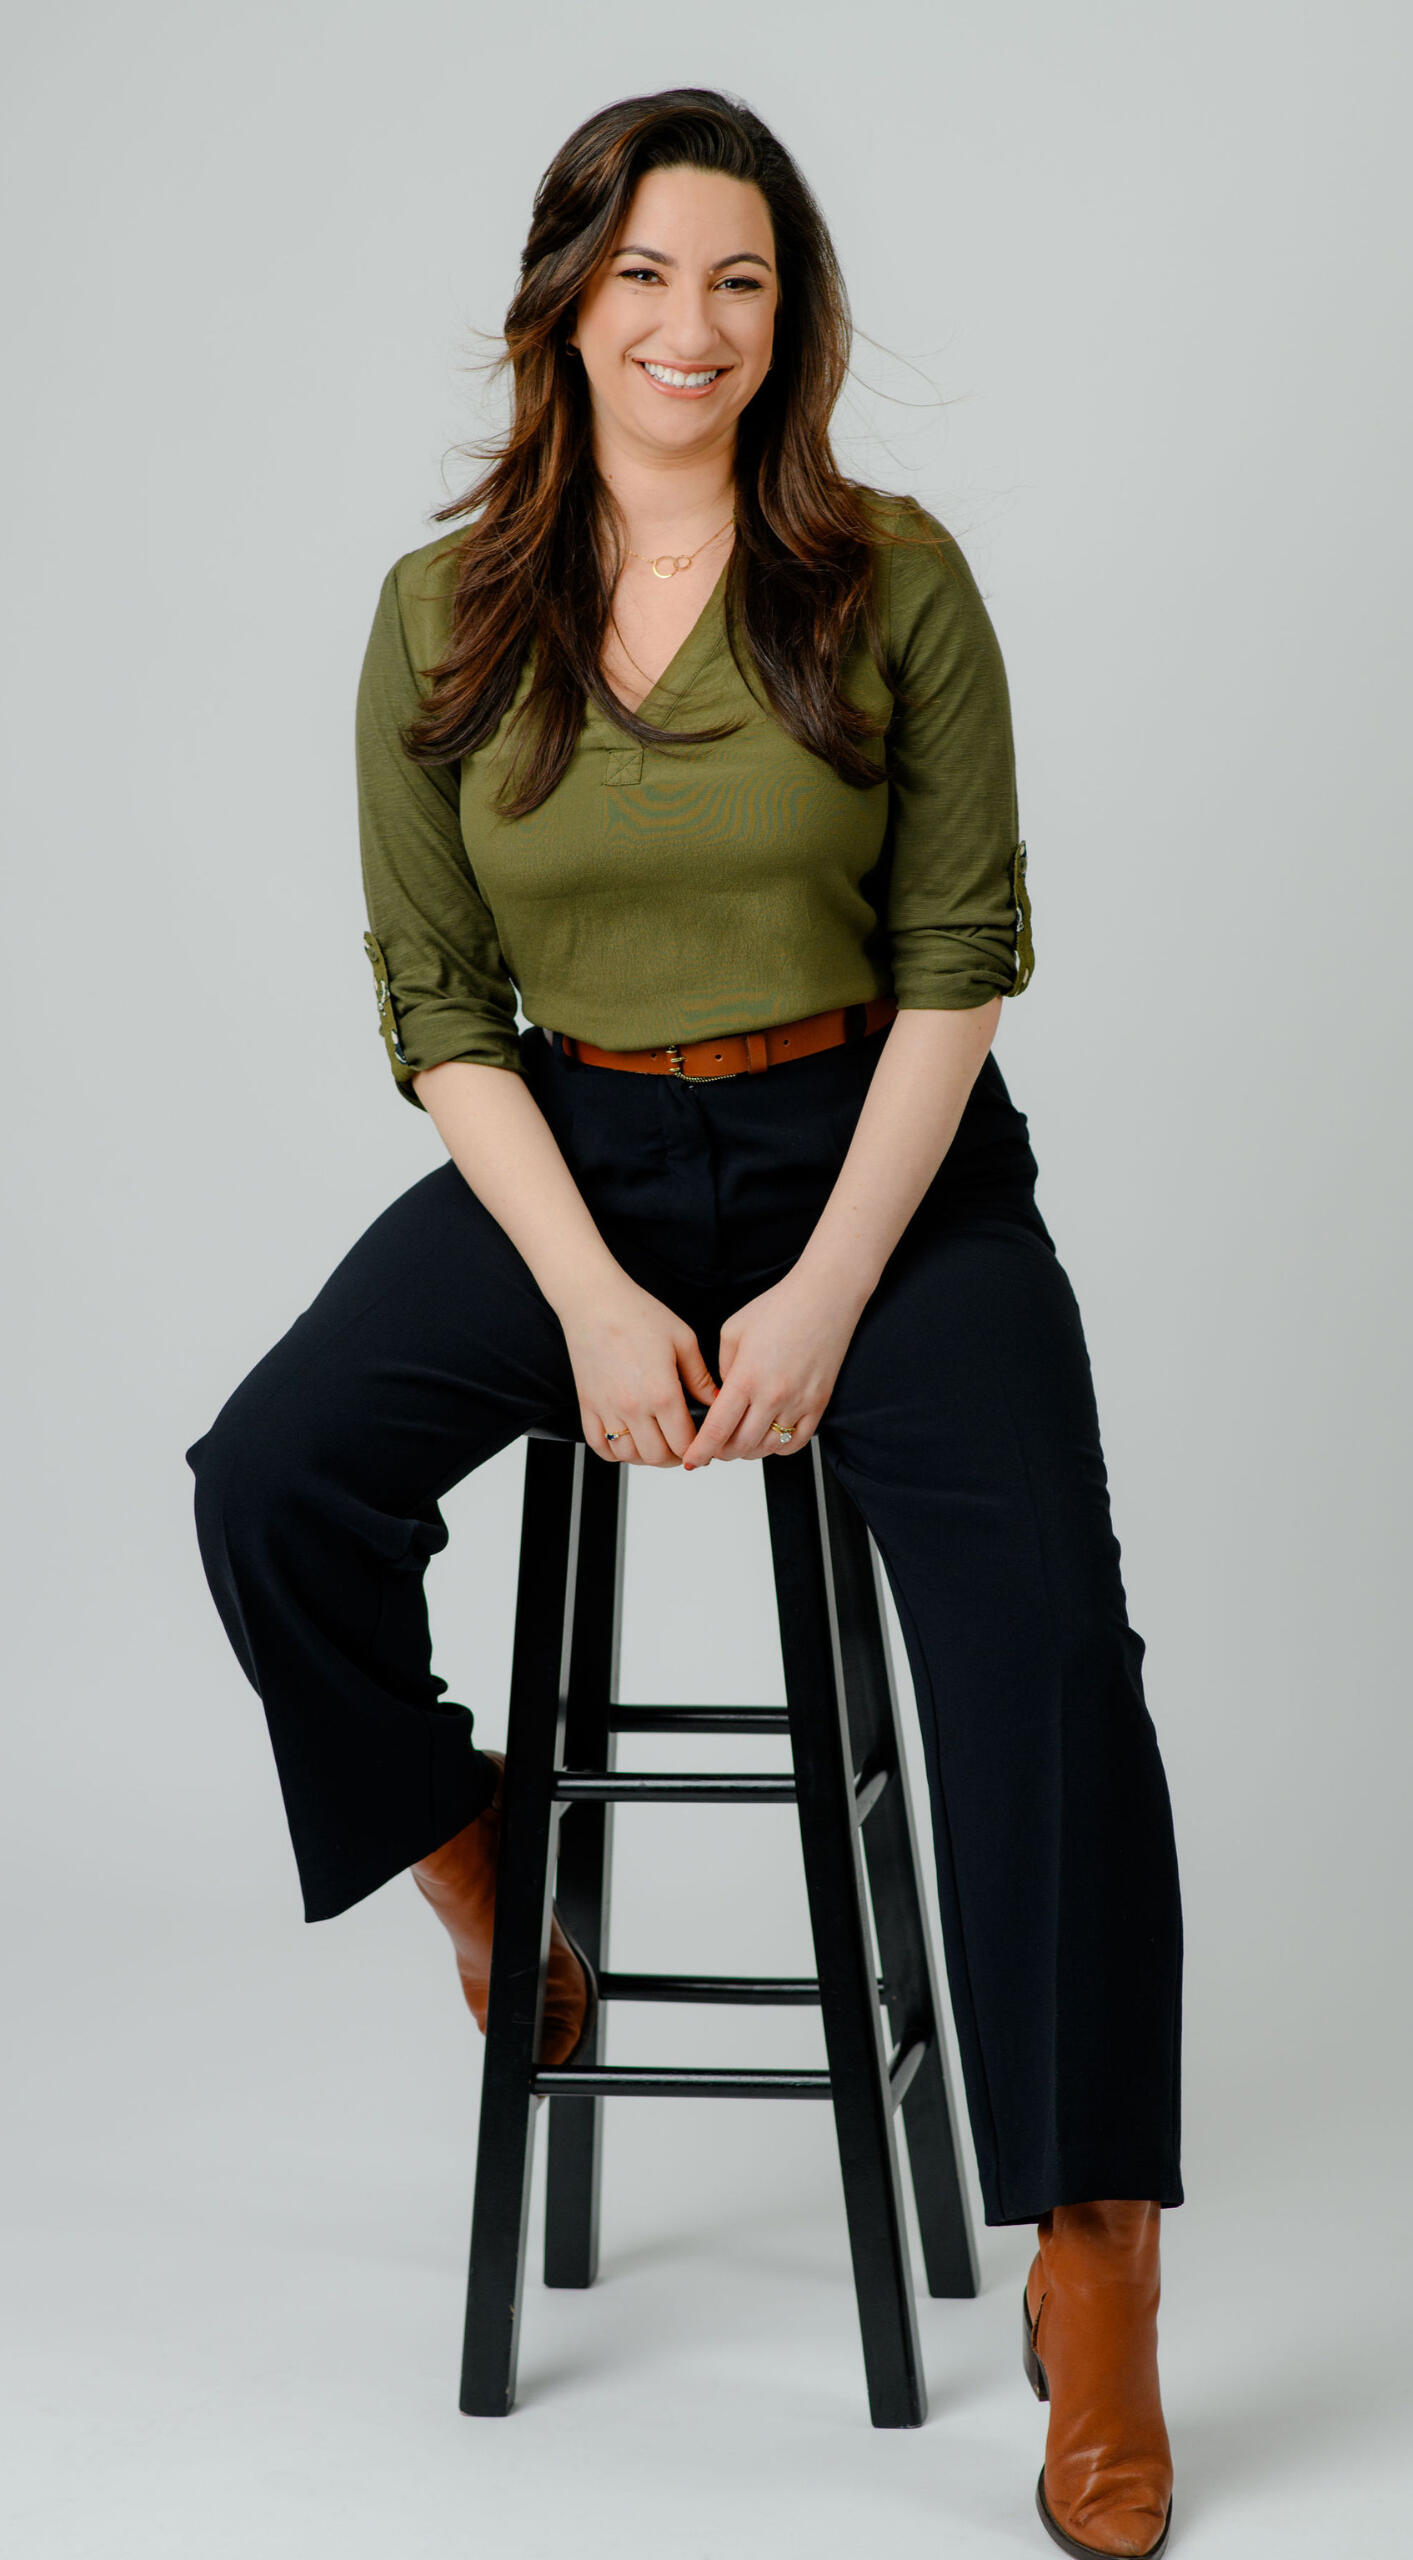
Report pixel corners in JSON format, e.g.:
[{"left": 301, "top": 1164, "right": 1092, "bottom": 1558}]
[
  {"left": 355, "top": 558, "right": 524, "bottom": 1108},
  {"left": 881, "top": 503, "right": 1035, "bottom": 1009}
]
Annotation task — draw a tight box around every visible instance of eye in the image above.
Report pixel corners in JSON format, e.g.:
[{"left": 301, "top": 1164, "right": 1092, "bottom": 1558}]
[{"left": 613, "top": 267, "right": 765, "bottom": 292}]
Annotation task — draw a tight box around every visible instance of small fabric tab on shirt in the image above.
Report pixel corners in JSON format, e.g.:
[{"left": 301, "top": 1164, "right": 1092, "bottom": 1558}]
[
  {"left": 363, "top": 929, "right": 409, "bottom": 1066},
  {"left": 1008, "top": 841, "right": 1035, "bottom": 996},
  {"left": 604, "top": 748, "right": 644, "bottom": 787}
]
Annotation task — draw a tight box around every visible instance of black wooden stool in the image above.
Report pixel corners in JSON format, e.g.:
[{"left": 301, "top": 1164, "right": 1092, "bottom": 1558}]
[{"left": 458, "top": 1405, "right": 980, "bottom": 2426}]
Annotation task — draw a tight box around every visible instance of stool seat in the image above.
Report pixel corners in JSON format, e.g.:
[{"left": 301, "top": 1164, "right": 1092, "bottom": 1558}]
[{"left": 456, "top": 1411, "right": 980, "bottom": 2426}]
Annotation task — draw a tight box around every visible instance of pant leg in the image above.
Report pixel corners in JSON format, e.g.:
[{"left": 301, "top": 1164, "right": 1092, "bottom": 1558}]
[
  {"left": 547, "top": 1022, "right": 1184, "bottom": 2223},
  {"left": 184, "top": 1150, "right": 583, "bottom": 1924},
  {"left": 816, "top": 1199, "right": 1185, "bottom": 2229}
]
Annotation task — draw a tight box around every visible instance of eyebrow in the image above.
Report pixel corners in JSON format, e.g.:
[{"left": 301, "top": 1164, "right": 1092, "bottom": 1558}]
[{"left": 614, "top": 243, "right": 773, "bottom": 273}]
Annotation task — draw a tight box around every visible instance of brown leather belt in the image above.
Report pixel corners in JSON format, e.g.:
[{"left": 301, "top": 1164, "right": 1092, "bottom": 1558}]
[{"left": 540, "top": 992, "right": 898, "bottom": 1081}]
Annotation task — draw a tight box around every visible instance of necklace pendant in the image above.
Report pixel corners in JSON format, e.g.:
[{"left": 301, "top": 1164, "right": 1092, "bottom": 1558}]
[{"left": 652, "top": 552, "right": 693, "bottom": 579}]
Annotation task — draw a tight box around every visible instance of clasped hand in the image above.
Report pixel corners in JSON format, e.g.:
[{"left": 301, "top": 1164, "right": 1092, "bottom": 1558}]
[{"left": 560, "top": 1263, "right": 863, "bottom": 1467}]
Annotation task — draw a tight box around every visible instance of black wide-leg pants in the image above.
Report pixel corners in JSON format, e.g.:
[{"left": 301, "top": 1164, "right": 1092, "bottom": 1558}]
[{"left": 185, "top": 1018, "right": 1184, "bottom": 2227}]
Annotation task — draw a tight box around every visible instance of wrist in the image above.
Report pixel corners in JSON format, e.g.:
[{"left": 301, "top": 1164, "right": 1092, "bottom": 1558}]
[
  {"left": 791, "top": 1231, "right": 881, "bottom": 1318},
  {"left": 543, "top": 1249, "right": 633, "bottom": 1326}
]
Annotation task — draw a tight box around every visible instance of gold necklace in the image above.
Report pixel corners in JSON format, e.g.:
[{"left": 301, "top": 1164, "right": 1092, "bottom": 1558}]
[{"left": 625, "top": 513, "right": 736, "bottom": 579}]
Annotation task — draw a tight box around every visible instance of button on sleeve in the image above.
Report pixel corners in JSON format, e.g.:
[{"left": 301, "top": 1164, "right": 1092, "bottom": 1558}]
[{"left": 355, "top": 559, "right": 524, "bottom": 1109}]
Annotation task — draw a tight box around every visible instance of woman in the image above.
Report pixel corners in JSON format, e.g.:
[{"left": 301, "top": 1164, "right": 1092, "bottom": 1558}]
[{"left": 186, "top": 87, "right": 1183, "bottom": 2559}]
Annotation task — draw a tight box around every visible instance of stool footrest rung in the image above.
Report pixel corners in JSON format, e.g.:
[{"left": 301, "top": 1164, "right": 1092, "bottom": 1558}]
[
  {"left": 609, "top": 1706, "right": 790, "bottom": 1734},
  {"left": 553, "top": 1765, "right": 890, "bottom": 1811},
  {"left": 599, "top": 1970, "right": 890, "bottom": 2006},
  {"left": 887, "top": 2037, "right": 929, "bottom": 2110},
  {"left": 853, "top": 1765, "right": 890, "bottom": 1824},
  {"left": 531, "top": 2064, "right": 834, "bottom": 2099},
  {"left": 553, "top": 1771, "right": 796, "bottom": 1804}
]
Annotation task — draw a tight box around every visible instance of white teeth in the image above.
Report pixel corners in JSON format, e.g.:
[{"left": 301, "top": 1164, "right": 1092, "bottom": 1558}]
[{"left": 641, "top": 361, "right": 722, "bottom": 388}]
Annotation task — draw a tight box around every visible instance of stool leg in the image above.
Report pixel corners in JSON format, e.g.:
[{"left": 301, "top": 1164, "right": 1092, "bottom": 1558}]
[
  {"left": 459, "top": 1438, "right": 583, "bottom": 2415},
  {"left": 764, "top": 1447, "right": 927, "bottom": 2429},
  {"left": 544, "top": 1459, "right": 626, "bottom": 2288},
  {"left": 818, "top": 1459, "right": 982, "bottom": 2302}
]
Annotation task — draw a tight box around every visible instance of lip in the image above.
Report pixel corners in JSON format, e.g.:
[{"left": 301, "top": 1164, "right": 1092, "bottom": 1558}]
[{"left": 632, "top": 357, "right": 730, "bottom": 399}]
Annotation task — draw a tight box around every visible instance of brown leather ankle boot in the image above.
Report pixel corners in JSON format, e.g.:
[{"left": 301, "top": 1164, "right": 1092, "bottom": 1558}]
[
  {"left": 1022, "top": 2198, "right": 1173, "bottom": 2556},
  {"left": 410, "top": 1752, "right": 596, "bottom": 2068}
]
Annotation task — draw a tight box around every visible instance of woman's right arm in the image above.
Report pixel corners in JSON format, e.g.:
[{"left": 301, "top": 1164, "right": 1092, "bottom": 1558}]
[
  {"left": 357, "top": 550, "right": 717, "bottom": 1462},
  {"left": 412, "top": 1059, "right": 719, "bottom": 1463},
  {"left": 410, "top": 1057, "right": 620, "bottom": 1317}
]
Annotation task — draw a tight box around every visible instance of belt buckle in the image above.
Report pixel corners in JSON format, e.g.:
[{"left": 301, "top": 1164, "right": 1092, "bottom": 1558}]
[{"left": 664, "top": 1040, "right": 746, "bottom": 1083}]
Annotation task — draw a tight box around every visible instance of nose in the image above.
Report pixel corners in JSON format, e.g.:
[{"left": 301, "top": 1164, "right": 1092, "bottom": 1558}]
[{"left": 648, "top": 285, "right": 726, "bottom": 364}]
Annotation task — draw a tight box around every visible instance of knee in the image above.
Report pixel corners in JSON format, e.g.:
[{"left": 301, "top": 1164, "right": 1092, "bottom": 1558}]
[
  {"left": 1051, "top": 1597, "right": 1150, "bottom": 1737},
  {"left": 185, "top": 1388, "right": 309, "bottom": 1557}
]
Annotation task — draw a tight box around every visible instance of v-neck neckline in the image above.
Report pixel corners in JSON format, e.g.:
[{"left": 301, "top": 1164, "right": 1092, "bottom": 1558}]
[{"left": 599, "top": 549, "right": 731, "bottom": 724}]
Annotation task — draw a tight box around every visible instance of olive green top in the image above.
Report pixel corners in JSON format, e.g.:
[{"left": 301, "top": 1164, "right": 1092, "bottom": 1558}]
[{"left": 355, "top": 492, "right": 1034, "bottom": 1109}]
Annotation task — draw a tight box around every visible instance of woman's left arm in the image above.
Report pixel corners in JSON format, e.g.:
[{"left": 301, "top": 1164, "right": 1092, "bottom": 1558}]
[
  {"left": 683, "top": 500, "right": 1033, "bottom": 1467},
  {"left": 796, "top": 997, "right": 1002, "bottom": 1303},
  {"left": 681, "top": 1001, "right": 1000, "bottom": 1465}
]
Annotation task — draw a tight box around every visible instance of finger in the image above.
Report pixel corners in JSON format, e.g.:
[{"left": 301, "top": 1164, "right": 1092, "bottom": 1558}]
[
  {"left": 709, "top": 1395, "right": 784, "bottom": 1461},
  {"left": 626, "top": 1411, "right": 676, "bottom": 1468},
  {"left": 660, "top": 1342, "right": 721, "bottom": 1462},
  {"left": 722, "top": 1394, "right": 816, "bottom": 1461},
  {"left": 683, "top": 1380, "right": 753, "bottom": 1467},
  {"left": 658, "top": 1378, "right": 717, "bottom": 1462},
  {"left": 678, "top": 1341, "right": 721, "bottom": 1410},
  {"left": 760, "top": 1411, "right": 816, "bottom": 1458}
]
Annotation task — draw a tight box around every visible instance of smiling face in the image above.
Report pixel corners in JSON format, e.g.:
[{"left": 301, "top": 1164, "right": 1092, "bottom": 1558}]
[{"left": 570, "top": 164, "right": 779, "bottom": 465}]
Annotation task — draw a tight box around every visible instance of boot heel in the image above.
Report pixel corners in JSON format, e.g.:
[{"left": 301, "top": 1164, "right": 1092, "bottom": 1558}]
[
  {"left": 549, "top": 1913, "right": 600, "bottom": 2069},
  {"left": 1022, "top": 2275, "right": 1049, "bottom": 2401}
]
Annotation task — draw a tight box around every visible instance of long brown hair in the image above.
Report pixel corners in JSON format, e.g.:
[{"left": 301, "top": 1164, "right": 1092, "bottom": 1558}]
[{"left": 401, "top": 86, "right": 943, "bottom": 819}]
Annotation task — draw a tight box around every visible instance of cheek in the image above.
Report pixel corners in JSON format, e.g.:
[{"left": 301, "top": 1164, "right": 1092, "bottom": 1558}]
[{"left": 738, "top": 311, "right": 777, "bottom": 364}]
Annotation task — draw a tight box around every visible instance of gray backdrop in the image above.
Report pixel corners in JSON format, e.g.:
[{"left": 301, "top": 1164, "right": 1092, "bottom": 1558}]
[{"left": 5, "top": 5, "right": 1409, "bottom": 2553}]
